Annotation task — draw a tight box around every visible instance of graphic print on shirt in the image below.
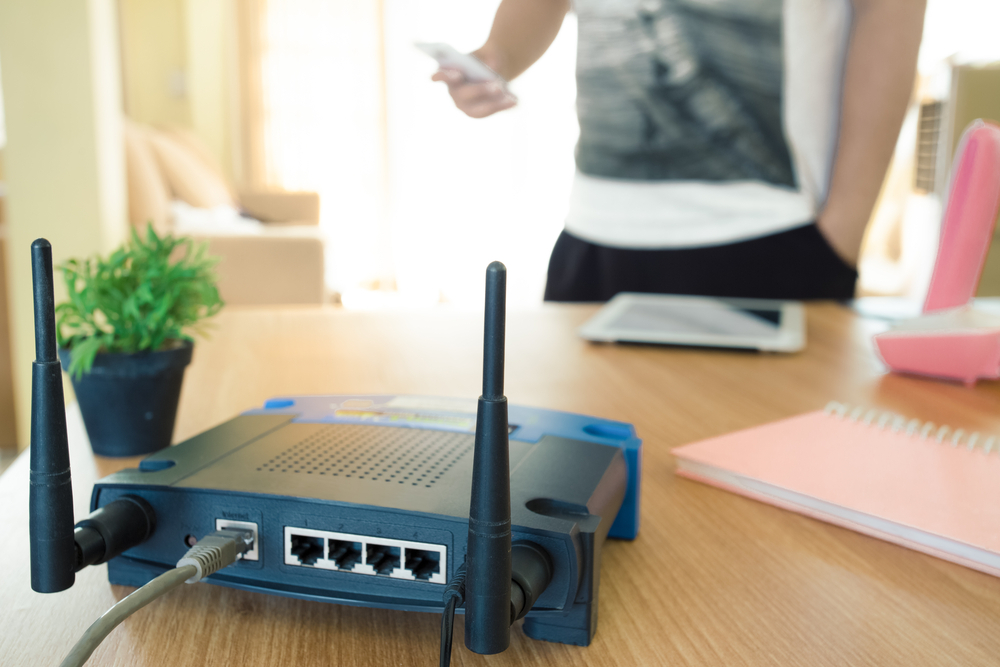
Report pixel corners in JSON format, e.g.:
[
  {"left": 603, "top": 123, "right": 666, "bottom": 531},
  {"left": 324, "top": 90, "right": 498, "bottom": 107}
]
[{"left": 575, "top": 0, "right": 795, "bottom": 186}]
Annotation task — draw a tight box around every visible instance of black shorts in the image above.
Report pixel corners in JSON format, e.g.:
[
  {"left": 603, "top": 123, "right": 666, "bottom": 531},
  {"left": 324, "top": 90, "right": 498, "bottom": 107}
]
[{"left": 543, "top": 224, "right": 858, "bottom": 302}]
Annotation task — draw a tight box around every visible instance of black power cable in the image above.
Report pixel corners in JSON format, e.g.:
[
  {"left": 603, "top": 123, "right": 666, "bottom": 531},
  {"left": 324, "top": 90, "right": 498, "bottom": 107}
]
[{"left": 440, "top": 563, "right": 467, "bottom": 667}]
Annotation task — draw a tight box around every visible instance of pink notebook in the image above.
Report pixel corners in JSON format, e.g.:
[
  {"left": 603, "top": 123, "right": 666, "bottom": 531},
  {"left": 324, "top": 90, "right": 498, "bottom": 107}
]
[{"left": 673, "top": 402, "right": 1000, "bottom": 577}]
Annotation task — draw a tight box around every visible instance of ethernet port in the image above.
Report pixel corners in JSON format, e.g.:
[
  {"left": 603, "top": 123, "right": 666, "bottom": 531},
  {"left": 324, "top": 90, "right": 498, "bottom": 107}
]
[
  {"left": 366, "top": 544, "right": 401, "bottom": 576},
  {"left": 290, "top": 534, "right": 324, "bottom": 566},
  {"left": 328, "top": 539, "right": 362, "bottom": 571},
  {"left": 405, "top": 549, "right": 441, "bottom": 580}
]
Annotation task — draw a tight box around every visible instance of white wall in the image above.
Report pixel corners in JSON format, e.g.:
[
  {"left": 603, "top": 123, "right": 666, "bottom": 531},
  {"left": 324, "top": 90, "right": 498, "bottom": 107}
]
[
  {"left": 0, "top": 56, "right": 6, "bottom": 150},
  {"left": 185, "top": 0, "right": 237, "bottom": 182},
  {"left": 0, "top": 0, "right": 128, "bottom": 449}
]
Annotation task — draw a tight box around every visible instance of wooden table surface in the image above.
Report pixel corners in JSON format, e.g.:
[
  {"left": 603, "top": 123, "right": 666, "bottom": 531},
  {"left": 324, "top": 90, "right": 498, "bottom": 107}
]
[{"left": 3, "top": 302, "right": 1000, "bottom": 666}]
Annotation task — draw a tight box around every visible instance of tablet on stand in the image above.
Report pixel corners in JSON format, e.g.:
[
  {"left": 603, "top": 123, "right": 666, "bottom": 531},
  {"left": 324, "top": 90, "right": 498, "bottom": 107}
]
[{"left": 578, "top": 293, "right": 805, "bottom": 353}]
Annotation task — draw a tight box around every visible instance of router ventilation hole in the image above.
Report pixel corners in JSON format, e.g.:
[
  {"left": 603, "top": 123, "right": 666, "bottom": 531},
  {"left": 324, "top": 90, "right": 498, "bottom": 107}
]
[{"left": 255, "top": 424, "right": 472, "bottom": 486}]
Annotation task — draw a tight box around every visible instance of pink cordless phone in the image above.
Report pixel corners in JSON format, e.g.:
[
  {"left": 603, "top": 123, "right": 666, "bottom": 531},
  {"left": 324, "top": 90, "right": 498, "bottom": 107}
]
[{"left": 873, "top": 120, "right": 1000, "bottom": 385}]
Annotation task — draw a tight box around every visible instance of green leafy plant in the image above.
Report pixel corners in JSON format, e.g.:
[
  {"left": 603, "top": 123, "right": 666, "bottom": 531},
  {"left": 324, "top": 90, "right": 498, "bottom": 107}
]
[{"left": 56, "top": 225, "right": 224, "bottom": 379}]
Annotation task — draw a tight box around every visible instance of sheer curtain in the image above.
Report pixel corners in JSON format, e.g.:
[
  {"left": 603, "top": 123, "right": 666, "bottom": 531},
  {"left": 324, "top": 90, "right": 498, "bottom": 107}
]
[
  {"left": 382, "top": 1, "right": 577, "bottom": 308},
  {"left": 241, "top": 0, "right": 390, "bottom": 292},
  {"left": 243, "top": 0, "right": 578, "bottom": 307}
]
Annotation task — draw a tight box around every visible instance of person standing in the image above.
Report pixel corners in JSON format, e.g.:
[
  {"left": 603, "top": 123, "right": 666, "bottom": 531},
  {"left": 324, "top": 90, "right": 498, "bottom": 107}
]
[{"left": 434, "top": 0, "right": 925, "bottom": 301}]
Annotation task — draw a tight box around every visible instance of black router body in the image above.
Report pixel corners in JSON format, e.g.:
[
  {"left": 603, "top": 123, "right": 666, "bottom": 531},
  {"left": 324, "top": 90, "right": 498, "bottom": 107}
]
[{"left": 28, "top": 242, "right": 642, "bottom": 655}]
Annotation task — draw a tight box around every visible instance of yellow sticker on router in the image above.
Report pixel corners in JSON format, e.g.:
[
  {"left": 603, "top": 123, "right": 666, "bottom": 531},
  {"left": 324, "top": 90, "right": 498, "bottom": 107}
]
[{"left": 340, "top": 399, "right": 375, "bottom": 409}]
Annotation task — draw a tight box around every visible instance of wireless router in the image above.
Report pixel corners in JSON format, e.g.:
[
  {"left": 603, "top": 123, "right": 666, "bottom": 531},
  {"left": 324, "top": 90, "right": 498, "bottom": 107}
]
[{"left": 29, "top": 241, "right": 641, "bottom": 662}]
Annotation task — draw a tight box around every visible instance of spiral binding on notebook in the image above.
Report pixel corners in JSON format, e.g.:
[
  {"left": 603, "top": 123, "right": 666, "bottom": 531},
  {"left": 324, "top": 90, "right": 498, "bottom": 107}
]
[{"left": 824, "top": 401, "right": 998, "bottom": 454}]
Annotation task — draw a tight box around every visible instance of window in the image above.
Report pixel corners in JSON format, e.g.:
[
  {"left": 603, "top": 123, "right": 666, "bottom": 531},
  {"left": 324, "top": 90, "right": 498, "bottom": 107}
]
[{"left": 252, "top": 0, "right": 578, "bottom": 307}]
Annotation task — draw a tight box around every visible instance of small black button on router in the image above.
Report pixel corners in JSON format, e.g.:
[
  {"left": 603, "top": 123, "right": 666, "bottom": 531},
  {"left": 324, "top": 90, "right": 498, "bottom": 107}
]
[{"left": 138, "top": 458, "right": 176, "bottom": 472}]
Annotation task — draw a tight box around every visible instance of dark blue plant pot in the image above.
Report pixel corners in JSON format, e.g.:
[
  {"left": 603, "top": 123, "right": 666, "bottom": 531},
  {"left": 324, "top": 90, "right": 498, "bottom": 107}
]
[{"left": 58, "top": 341, "right": 194, "bottom": 457}]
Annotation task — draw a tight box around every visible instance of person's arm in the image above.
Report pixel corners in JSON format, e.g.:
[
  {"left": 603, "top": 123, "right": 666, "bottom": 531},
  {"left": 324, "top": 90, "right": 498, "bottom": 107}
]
[
  {"left": 431, "top": 0, "right": 570, "bottom": 119},
  {"left": 816, "top": 0, "right": 926, "bottom": 266}
]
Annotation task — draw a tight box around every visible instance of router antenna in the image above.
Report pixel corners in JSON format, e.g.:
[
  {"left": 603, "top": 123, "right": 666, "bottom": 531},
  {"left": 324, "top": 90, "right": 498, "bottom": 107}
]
[
  {"left": 29, "top": 239, "right": 76, "bottom": 593},
  {"left": 465, "top": 261, "right": 512, "bottom": 654}
]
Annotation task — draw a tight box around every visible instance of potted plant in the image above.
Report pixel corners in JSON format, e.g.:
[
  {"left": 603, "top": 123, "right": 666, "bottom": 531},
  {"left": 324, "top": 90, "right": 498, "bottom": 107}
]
[{"left": 56, "top": 225, "right": 223, "bottom": 457}]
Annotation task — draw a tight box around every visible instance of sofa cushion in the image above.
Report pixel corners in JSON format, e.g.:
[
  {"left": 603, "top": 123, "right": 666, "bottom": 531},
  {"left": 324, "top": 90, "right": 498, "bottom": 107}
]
[
  {"left": 146, "top": 128, "right": 235, "bottom": 209},
  {"left": 238, "top": 189, "right": 320, "bottom": 224},
  {"left": 159, "top": 126, "right": 236, "bottom": 198},
  {"left": 123, "top": 120, "right": 171, "bottom": 233}
]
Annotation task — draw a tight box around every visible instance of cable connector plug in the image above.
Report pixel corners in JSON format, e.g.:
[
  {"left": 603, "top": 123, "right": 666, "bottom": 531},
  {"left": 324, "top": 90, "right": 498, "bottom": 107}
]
[
  {"left": 443, "top": 561, "right": 468, "bottom": 608},
  {"left": 176, "top": 529, "right": 254, "bottom": 583},
  {"left": 440, "top": 562, "right": 468, "bottom": 667}
]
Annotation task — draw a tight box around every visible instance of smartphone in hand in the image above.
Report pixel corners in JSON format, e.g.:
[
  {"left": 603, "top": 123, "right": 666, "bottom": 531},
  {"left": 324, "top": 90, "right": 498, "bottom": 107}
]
[{"left": 415, "top": 42, "right": 499, "bottom": 83}]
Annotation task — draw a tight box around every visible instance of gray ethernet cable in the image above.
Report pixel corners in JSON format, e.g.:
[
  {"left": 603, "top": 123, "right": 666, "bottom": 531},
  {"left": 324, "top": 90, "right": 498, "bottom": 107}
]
[{"left": 60, "top": 529, "right": 254, "bottom": 667}]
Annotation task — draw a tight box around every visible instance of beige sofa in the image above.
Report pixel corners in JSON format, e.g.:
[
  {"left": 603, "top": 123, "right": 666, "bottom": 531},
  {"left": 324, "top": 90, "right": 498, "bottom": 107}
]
[{"left": 124, "top": 121, "right": 326, "bottom": 305}]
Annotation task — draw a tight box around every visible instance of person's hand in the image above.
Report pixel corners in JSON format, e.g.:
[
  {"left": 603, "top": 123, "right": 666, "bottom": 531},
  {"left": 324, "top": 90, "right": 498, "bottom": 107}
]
[
  {"left": 816, "top": 210, "right": 861, "bottom": 268},
  {"left": 431, "top": 69, "right": 517, "bottom": 119}
]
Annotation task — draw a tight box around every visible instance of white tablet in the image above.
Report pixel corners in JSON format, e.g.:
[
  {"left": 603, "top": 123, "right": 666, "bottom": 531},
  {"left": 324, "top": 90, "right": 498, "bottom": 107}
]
[{"left": 578, "top": 293, "right": 806, "bottom": 353}]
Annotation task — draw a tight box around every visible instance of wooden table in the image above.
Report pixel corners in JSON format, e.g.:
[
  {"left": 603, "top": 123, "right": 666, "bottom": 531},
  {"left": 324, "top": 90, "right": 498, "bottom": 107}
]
[{"left": 3, "top": 303, "right": 1000, "bottom": 666}]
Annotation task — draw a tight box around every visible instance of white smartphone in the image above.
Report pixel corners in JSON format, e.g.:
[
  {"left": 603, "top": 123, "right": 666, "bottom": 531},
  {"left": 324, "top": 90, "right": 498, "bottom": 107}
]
[{"left": 415, "top": 42, "right": 499, "bottom": 83}]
